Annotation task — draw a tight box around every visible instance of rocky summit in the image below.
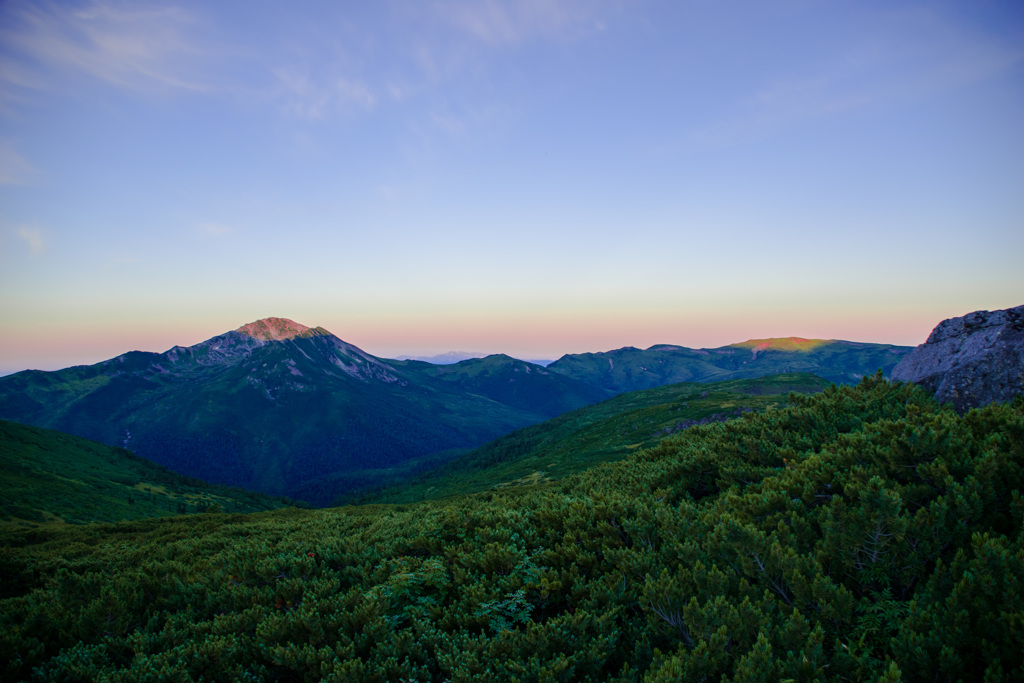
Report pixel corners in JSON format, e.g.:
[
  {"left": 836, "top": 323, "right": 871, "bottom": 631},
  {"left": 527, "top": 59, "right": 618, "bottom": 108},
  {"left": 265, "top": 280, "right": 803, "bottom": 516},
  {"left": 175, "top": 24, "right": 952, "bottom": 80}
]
[
  {"left": 236, "top": 317, "right": 312, "bottom": 341},
  {"left": 891, "top": 304, "right": 1024, "bottom": 412}
]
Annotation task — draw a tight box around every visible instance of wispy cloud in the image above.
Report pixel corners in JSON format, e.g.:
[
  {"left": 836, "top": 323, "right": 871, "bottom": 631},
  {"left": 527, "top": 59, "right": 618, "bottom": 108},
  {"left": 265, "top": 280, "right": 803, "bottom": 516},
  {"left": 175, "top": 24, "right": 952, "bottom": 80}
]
[
  {"left": 439, "top": 0, "right": 605, "bottom": 45},
  {"left": 384, "top": 0, "right": 611, "bottom": 137},
  {"left": 0, "top": 0, "right": 210, "bottom": 96},
  {"left": 685, "top": 5, "right": 1024, "bottom": 151},
  {"left": 0, "top": 140, "right": 38, "bottom": 185},
  {"left": 0, "top": 0, "right": 380, "bottom": 123},
  {"left": 0, "top": 0, "right": 608, "bottom": 126},
  {"left": 337, "top": 78, "right": 375, "bottom": 108},
  {"left": 18, "top": 226, "right": 47, "bottom": 254},
  {"left": 271, "top": 67, "right": 374, "bottom": 119}
]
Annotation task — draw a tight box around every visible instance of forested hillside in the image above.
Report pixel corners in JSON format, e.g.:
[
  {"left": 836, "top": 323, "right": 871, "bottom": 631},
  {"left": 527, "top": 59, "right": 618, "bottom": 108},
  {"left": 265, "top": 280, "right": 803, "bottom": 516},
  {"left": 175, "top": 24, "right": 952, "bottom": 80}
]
[
  {"left": 356, "top": 373, "right": 831, "bottom": 504},
  {"left": 2, "top": 375, "right": 1020, "bottom": 680},
  {"left": 0, "top": 421, "right": 295, "bottom": 526}
]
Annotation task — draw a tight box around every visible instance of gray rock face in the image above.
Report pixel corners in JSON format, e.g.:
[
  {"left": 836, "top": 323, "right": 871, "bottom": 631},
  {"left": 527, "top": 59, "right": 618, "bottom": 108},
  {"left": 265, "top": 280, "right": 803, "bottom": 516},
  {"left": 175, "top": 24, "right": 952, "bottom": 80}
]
[{"left": 891, "top": 305, "right": 1024, "bottom": 412}]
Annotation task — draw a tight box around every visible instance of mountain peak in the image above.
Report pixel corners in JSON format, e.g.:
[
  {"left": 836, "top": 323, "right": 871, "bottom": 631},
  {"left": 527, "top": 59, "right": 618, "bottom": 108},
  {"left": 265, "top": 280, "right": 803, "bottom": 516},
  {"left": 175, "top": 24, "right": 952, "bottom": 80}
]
[{"left": 235, "top": 317, "right": 312, "bottom": 341}]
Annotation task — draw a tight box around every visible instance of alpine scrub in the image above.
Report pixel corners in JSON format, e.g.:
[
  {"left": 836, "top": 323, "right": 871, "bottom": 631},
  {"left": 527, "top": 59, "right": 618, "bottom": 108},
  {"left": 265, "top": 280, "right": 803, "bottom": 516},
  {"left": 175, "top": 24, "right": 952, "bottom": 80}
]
[{"left": 1, "top": 374, "right": 1021, "bottom": 681}]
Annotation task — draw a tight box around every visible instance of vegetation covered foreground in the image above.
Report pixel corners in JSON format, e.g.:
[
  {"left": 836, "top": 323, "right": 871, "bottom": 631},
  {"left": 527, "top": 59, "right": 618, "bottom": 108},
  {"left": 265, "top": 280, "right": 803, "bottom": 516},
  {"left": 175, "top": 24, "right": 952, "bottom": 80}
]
[{"left": 1, "top": 375, "right": 1022, "bottom": 681}]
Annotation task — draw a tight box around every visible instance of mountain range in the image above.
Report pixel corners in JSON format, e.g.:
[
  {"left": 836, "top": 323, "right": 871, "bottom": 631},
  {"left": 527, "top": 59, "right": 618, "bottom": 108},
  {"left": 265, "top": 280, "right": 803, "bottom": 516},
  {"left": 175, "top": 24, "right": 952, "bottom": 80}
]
[
  {"left": 546, "top": 336, "right": 907, "bottom": 393},
  {"left": 396, "top": 351, "right": 555, "bottom": 366},
  {"left": 394, "top": 351, "right": 488, "bottom": 364},
  {"left": 0, "top": 317, "right": 912, "bottom": 504}
]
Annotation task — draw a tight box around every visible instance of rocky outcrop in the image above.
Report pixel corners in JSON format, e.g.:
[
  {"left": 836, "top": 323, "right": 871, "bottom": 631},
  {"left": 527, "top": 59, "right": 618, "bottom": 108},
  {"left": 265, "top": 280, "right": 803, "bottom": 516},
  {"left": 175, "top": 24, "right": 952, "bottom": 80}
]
[
  {"left": 891, "top": 305, "right": 1024, "bottom": 412},
  {"left": 236, "top": 317, "right": 311, "bottom": 341}
]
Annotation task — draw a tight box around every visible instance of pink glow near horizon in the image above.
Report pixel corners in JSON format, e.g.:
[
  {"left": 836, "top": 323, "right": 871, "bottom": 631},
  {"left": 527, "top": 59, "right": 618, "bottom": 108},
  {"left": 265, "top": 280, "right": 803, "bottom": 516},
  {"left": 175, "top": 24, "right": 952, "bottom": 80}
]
[
  {"left": 2, "top": 300, "right": 1005, "bottom": 376},
  {"left": 336, "top": 306, "right": 947, "bottom": 358}
]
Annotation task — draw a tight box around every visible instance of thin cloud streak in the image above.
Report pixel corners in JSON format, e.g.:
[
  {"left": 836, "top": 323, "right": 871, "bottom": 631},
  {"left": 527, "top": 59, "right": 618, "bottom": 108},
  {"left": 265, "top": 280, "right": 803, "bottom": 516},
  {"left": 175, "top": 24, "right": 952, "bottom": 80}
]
[
  {"left": 683, "top": 6, "right": 1024, "bottom": 152},
  {"left": 0, "top": 0, "right": 610, "bottom": 127},
  {"left": 0, "top": 1, "right": 379, "bottom": 124},
  {"left": 271, "top": 67, "right": 375, "bottom": 119},
  {"left": 439, "top": 0, "right": 606, "bottom": 45},
  {"left": 0, "top": 0, "right": 211, "bottom": 95}
]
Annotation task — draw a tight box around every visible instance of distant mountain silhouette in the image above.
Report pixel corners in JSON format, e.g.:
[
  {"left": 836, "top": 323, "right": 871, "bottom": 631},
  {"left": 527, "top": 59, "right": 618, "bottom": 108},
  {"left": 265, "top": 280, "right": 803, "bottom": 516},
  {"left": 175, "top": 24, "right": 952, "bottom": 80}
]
[
  {"left": 395, "top": 351, "right": 555, "bottom": 367},
  {"left": 0, "top": 318, "right": 912, "bottom": 504},
  {"left": 394, "top": 351, "right": 487, "bottom": 364},
  {"left": 0, "top": 318, "right": 604, "bottom": 504},
  {"left": 547, "top": 337, "right": 911, "bottom": 394}
]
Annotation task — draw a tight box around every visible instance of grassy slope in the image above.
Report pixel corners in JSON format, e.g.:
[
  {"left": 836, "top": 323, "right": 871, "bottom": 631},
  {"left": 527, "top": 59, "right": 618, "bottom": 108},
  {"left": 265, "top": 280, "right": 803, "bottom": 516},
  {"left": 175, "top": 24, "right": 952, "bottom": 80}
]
[
  {"left": 356, "top": 373, "right": 831, "bottom": 504},
  {"left": 0, "top": 420, "right": 294, "bottom": 527}
]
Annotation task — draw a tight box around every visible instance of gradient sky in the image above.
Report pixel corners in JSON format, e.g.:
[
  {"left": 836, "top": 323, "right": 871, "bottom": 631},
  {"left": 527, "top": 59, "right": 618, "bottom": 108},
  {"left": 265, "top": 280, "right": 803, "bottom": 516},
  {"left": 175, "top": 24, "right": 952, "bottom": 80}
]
[{"left": 1, "top": 0, "right": 1022, "bottom": 375}]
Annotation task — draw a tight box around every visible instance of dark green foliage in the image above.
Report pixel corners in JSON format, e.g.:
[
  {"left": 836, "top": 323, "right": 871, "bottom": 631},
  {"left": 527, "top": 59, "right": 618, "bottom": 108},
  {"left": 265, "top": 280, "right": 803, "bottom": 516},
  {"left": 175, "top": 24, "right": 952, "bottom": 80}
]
[
  {"left": 399, "top": 354, "right": 610, "bottom": 417},
  {"left": 0, "top": 421, "right": 294, "bottom": 526},
  {"left": 353, "top": 373, "right": 831, "bottom": 504},
  {"left": 1, "top": 376, "right": 1021, "bottom": 680}
]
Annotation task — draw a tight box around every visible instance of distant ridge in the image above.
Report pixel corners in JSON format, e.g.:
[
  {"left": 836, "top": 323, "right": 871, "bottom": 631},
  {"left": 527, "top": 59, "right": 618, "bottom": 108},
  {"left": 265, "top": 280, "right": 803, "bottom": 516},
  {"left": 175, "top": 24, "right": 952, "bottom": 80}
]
[
  {"left": 395, "top": 351, "right": 488, "bottom": 364},
  {"left": 546, "top": 338, "right": 912, "bottom": 394},
  {"left": 730, "top": 337, "right": 832, "bottom": 358},
  {"left": 395, "top": 351, "right": 555, "bottom": 367},
  {"left": 731, "top": 337, "right": 830, "bottom": 351}
]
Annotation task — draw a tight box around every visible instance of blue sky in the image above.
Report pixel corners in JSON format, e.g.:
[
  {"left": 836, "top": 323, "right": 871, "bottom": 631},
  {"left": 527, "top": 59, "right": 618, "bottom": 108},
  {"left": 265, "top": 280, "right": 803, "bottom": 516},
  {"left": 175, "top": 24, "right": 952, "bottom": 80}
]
[{"left": 1, "top": 0, "right": 1022, "bottom": 374}]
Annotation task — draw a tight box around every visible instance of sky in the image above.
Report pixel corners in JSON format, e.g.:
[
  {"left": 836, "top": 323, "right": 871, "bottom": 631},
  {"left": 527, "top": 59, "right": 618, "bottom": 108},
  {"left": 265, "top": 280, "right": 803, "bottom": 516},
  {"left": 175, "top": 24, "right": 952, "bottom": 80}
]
[{"left": 1, "top": 0, "right": 1022, "bottom": 374}]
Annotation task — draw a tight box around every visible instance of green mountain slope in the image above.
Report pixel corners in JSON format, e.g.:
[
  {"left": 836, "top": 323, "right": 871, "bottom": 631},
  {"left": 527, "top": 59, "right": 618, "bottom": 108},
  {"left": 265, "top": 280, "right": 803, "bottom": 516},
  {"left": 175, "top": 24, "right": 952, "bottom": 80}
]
[
  {"left": 0, "top": 319, "right": 605, "bottom": 505},
  {"left": 1, "top": 377, "right": 1020, "bottom": 680},
  {"left": 396, "top": 354, "right": 608, "bottom": 417},
  {"left": 356, "top": 372, "right": 832, "bottom": 504},
  {"left": 0, "top": 321, "right": 911, "bottom": 507},
  {"left": 547, "top": 337, "right": 911, "bottom": 393},
  {"left": 0, "top": 420, "right": 293, "bottom": 526}
]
